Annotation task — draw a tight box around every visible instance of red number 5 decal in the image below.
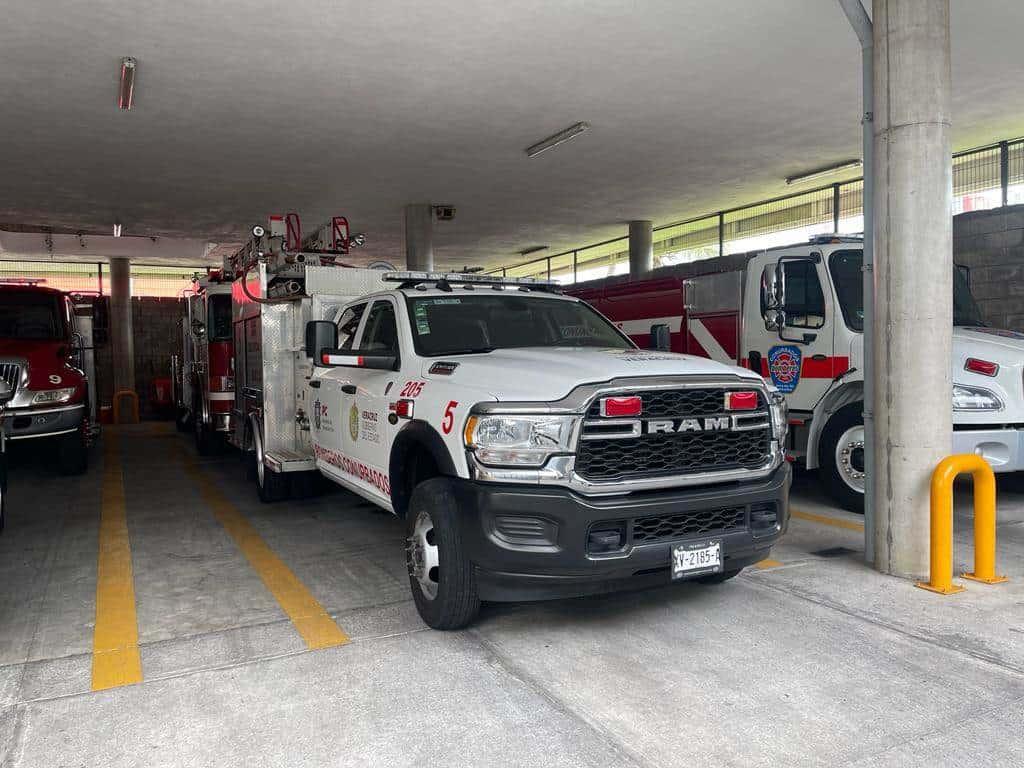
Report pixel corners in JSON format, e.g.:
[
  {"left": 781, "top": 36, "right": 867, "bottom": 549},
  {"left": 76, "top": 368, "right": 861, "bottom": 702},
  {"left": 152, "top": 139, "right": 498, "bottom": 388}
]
[{"left": 442, "top": 401, "right": 459, "bottom": 434}]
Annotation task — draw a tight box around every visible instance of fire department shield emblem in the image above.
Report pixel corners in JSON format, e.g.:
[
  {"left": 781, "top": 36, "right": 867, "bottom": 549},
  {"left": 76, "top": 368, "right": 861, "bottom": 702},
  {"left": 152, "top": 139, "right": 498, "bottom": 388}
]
[
  {"left": 349, "top": 404, "right": 360, "bottom": 441},
  {"left": 768, "top": 344, "right": 802, "bottom": 394}
]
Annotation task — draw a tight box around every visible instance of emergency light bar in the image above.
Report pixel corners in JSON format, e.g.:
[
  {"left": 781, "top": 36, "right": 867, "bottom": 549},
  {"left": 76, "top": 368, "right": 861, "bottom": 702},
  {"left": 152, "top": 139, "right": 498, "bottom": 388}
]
[{"left": 384, "top": 272, "right": 561, "bottom": 292}]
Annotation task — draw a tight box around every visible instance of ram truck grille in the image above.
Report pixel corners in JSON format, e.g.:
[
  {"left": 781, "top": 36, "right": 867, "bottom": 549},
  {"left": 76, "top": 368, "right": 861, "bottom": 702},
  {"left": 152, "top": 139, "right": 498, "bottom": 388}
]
[
  {"left": 576, "top": 387, "right": 772, "bottom": 482},
  {"left": 0, "top": 362, "right": 23, "bottom": 393}
]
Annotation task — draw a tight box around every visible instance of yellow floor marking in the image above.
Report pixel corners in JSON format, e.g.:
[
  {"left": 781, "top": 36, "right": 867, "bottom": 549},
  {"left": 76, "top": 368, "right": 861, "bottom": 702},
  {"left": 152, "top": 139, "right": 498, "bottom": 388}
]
[
  {"left": 180, "top": 453, "right": 349, "bottom": 650},
  {"left": 791, "top": 507, "right": 865, "bottom": 532},
  {"left": 755, "top": 559, "right": 784, "bottom": 569},
  {"left": 92, "top": 433, "right": 143, "bottom": 691}
]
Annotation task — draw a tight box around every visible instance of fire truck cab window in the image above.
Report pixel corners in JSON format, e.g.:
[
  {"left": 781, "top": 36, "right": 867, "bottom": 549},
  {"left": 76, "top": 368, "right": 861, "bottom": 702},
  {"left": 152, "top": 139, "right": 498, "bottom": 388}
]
[
  {"left": 208, "top": 295, "right": 232, "bottom": 341},
  {"left": 336, "top": 303, "right": 367, "bottom": 350},
  {"left": 780, "top": 260, "right": 825, "bottom": 329},
  {"left": 360, "top": 300, "right": 399, "bottom": 354}
]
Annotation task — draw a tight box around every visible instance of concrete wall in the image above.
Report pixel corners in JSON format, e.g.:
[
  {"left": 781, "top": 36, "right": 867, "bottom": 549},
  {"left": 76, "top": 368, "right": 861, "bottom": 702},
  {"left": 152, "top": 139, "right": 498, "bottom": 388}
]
[
  {"left": 94, "top": 297, "right": 183, "bottom": 418},
  {"left": 954, "top": 204, "right": 1024, "bottom": 331}
]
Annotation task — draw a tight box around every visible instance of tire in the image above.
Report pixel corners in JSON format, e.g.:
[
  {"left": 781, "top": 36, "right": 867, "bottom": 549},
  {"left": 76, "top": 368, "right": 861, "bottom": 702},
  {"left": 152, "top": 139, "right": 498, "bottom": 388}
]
[
  {"left": 57, "top": 431, "right": 88, "bottom": 475},
  {"left": 819, "top": 402, "right": 866, "bottom": 514},
  {"left": 175, "top": 407, "right": 192, "bottom": 433},
  {"left": 251, "top": 422, "right": 288, "bottom": 503},
  {"left": 193, "top": 401, "right": 220, "bottom": 456},
  {"left": 697, "top": 568, "right": 743, "bottom": 584},
  {"left": 405, "top": 478, "right": 480, "bottom": 630}
]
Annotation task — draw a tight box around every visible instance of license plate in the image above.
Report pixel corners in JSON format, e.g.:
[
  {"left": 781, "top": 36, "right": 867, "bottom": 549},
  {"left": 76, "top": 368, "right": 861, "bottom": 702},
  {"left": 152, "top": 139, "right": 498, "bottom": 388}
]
[{"left": 671, "top": 539, "right": 722, "bottom": 580}]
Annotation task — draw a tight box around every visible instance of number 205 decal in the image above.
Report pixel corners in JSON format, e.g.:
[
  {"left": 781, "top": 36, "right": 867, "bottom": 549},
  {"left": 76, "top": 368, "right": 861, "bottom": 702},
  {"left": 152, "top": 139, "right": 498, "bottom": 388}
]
[{"left": 399, "top": 381, "right": 425, "bottom": 398}]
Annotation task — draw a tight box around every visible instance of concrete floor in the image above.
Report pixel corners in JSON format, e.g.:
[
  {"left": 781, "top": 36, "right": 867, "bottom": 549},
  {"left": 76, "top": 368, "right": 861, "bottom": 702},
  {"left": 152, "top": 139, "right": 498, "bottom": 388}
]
[{"left": 0, "top": 424, "right": 1022, "bottom": 767}]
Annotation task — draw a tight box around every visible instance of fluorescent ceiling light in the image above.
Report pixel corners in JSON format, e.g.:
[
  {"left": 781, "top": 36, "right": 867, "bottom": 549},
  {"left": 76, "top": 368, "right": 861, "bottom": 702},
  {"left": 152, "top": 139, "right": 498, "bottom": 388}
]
[
  {"left": 118, "top": 57, "right": 137, "bottom": 110},
  {"left": 113, "top": 223, "right": 122, "bottom": 237},
  {"left": 785, "top": 159, "right": 862, "bottom": 186},
  {"left": 525, "top": 122, "right": 590, "bottom": 158}
]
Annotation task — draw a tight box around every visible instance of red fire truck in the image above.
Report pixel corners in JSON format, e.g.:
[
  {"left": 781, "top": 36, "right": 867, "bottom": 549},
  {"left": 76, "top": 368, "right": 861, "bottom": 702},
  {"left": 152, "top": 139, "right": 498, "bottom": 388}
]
[
  {"left": 177, "top": 270, "right": 235, "bottom": 454},
  {"left": 0, "top": 282, "right": 94, "bottom": 473}
]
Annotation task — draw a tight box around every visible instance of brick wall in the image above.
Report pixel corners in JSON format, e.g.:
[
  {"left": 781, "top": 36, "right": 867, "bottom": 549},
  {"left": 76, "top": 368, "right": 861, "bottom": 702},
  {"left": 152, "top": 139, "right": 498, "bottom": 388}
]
[
  {"left": 94, "top": 297, "right": 184, "bottom": 419},
  {"left": 954, "top": 204, "right": 1024, "bottom": 331}
]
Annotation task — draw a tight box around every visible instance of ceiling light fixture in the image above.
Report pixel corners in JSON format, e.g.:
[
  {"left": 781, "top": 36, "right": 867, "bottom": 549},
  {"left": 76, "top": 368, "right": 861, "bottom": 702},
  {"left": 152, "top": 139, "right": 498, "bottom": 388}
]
[
  {"left": 525, "top": 122, "right": 590, "bottom": 158},
  {"left": 785, "top": 159, "right": 862, "bottom": 186},
  {"left": 118, "top": 57, "right": 137, "bottom": 110},
  {"left": 113, "top": 223, "right": 122, "bottom": 237}
]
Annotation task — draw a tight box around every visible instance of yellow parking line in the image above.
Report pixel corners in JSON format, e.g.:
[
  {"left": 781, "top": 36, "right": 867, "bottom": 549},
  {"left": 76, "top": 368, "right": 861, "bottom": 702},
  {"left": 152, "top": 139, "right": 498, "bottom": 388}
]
[
  {"left": 92, "top": 433, "right": 143, "bottom": 691},
  {"left": 755, "top": 559, "right": 784, "bottom": 569},
  {"left": 181, "top": 454, "right": 349, "bottom": 650},
  {"left": 791, "top": 507, "right": 865, "bottom": 532}
]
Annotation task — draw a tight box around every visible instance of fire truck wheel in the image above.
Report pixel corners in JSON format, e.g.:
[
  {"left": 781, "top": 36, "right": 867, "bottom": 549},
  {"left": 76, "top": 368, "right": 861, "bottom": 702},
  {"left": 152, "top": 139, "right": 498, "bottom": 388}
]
[
  {"left": 175, "top": 407, "right": 192, "bottom": 433},
  {"left": 819, "top": 403, "right": 866, "bottom": 514},
  {"left": 251, "top": 425, "right": 288, "bottom": 503},
  {"left": 57, "top": 432, "right": 88, "bottom": 475},
  {"left": 405, "top": 478, "right": 480, "bottom": 630}
]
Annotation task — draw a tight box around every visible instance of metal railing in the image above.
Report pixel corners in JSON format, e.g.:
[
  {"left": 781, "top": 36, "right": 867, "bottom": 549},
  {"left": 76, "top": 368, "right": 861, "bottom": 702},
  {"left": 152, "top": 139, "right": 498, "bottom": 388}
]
[
  {"left": 489, "top": 137, "right": 1024, "bottom": 285},
  {"left": 0, "top": 261, "right": 198, "bottom": 298}
]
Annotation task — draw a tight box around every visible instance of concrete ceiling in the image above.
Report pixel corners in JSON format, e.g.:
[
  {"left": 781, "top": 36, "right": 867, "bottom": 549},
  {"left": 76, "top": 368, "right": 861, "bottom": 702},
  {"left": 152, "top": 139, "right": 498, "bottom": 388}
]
[{"left": 1, "top": 1, "right": 1022, "bottom": 270}]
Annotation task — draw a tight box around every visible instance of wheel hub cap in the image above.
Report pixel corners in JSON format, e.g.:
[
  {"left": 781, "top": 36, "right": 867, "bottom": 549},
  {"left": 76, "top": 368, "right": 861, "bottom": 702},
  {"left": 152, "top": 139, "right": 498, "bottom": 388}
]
[
  {"left": 407, "top": 510, "right": 439, "bottom": 600},
  {"left": 835, "top": 425, "right": 866, "bottom": 493}
]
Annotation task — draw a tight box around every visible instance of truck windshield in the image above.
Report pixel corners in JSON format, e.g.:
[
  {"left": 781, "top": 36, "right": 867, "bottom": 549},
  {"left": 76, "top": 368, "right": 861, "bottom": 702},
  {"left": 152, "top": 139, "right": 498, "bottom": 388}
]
[
  {"left": 406, "top": 293, "right": 634, "bottom": 356},
  {"left": 828, "top": 249, "right": 986, "bottom": 330},
  {"left": 0, "top": 292, "right": 64, "bottom": 340}
]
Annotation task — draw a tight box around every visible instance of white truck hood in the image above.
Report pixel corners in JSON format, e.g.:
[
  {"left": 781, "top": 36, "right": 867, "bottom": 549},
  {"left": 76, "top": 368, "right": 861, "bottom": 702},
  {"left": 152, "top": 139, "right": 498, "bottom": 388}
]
[
  {"left": 953, "top": 326, "right": 1024, "bottom": 424},
  {"left": 421, "top": 346, "right": 763, "bottom": 403}
]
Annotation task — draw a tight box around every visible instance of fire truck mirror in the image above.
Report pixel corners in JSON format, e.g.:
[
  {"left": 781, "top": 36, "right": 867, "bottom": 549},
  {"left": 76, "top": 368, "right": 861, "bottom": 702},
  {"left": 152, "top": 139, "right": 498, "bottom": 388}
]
[
  {"left": 0, "top": 379, "right": 12, "bottom": 405},
  {"left": 305, "top": 320, "right": 338, "bottom": 363},
  {"left": 649, "top": 324, "right": 671, "bottom": 351}
]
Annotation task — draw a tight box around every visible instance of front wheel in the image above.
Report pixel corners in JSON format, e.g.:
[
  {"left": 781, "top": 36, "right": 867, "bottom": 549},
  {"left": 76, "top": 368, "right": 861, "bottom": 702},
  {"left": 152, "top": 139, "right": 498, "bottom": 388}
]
[
  {"left": 405, "top": 478, "right": 480, "bottom": 630},
  {"left": 819, "top": 402, "right": 866, "bottom": 514},
  {"left": 250, "top": 421, "right": 288, "bottom": 503}
]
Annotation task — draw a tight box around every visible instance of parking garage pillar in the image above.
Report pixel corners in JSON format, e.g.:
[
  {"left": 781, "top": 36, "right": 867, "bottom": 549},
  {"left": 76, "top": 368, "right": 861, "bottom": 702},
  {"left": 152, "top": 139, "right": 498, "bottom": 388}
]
[
  {"left": 628, "top": 220, "right": 654, "bottom": 277},
  {"left": 108, "top": 257, "right": 135, "bottom": 396},
  {"left": 871, "top": 0, "right": 952, "bottom": 578},
  {"left": 404, "top": 204, "right": 434, "bottom": 271}
]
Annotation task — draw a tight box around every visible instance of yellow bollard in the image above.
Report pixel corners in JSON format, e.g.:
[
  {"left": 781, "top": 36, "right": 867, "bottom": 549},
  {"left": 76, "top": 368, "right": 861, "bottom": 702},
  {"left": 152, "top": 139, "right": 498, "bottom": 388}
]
[{"left": 916, "top": 454, "right": 1007, "bottom": 594}]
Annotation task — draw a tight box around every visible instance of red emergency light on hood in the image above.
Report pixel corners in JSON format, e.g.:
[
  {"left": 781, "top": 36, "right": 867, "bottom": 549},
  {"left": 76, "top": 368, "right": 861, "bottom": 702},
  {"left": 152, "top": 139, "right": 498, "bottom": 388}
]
[
  {"left": 724, "top": 391, "right": 759, "bottom": 411},
  {"left": 599, "top": 396, "right": 643, "bottom": 418}
]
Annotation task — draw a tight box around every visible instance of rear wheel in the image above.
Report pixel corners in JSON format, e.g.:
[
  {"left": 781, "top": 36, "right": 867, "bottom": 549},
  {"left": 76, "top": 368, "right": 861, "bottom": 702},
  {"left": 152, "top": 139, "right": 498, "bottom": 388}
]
[
  {"left": 251, "top": 421, "right": 288, "bottom": 503},
  {"left": 819, "top": 402, "right": 866, "bottom": 514},
  {"left": 57, "top": 430, "right": 88, "bottom": 475},
  {"left": 405, "top": 478, "right": 480, "bottom": 630}
]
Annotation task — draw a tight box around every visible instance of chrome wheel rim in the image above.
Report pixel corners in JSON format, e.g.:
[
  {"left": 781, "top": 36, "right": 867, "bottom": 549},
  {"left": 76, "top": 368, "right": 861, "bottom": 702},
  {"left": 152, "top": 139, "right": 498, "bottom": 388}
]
[
  {"left": 835, "top": 425, "right": 865, "bottom": 493},
  {"left": 408, "top": 510, "right": 439, "bottom": 600},
  {"left": 254, "top": 426, "right": 265, "bottom": 487}
]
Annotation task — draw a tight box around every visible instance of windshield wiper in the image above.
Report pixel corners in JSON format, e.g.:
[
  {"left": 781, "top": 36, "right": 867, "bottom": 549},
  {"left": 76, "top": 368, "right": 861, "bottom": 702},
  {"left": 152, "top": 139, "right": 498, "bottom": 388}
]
[{"left": 441, "top": 346, "right": 495, "bottom": 355}]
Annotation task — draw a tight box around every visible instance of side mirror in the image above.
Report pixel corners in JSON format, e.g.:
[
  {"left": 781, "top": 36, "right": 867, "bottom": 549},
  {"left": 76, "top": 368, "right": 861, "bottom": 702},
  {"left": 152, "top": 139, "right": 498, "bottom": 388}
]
[
  {"left": 0, "top": 380, "right": 13, "bottom": 406},
  {"left": 761, "top": 262, "right": 786, "bottom": 331},
  {"left": 306, "top": 320, "right": 338, "bottom": 363},
  {"left": 320, "top": 350, "right": 397, "bottom": 371},
  {"left": 649, "top": 324, "right": 671, "bottom": 351},
  {"left": 764, "top": 309, "right": 785, "bottom": 332}
]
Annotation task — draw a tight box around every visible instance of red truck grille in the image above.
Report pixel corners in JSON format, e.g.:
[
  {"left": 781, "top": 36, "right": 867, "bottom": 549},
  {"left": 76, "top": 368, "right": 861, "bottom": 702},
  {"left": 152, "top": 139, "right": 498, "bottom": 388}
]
[{"left": 0, "top": 362, "right": 22, "bottom": 393}]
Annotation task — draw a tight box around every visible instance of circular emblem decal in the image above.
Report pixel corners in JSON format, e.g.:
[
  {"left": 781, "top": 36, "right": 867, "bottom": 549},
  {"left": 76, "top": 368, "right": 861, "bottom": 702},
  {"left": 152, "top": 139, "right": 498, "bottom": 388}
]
[{"left": 349, "top": 404, "right": 360, "bottom": 441}]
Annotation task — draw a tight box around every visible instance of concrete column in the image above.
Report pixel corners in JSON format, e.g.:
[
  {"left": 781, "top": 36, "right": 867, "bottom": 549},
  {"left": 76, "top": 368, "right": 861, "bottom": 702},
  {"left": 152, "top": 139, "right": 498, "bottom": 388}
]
[
  {"left": 871, "top": 0, "right": 952, "bottom": 578},
  {"left": 404, "top": 204, "right": 434, "bottom": 271},
  {"left": 628, "top": 220, "right": 653, "bottom": 277},
  {"left": 108, "top": 257, "right": 135, "bottom": 395}
]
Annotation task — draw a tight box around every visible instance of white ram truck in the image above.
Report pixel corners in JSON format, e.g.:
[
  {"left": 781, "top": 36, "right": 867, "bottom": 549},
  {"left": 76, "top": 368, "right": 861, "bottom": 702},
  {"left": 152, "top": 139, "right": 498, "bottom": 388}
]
[{"left": 303, "top": 272, "right": 790, "bottom": 629}]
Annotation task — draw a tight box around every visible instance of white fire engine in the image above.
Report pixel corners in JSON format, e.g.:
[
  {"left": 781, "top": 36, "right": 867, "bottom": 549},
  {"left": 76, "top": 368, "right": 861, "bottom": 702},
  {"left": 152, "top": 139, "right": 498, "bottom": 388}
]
[
  {"left": 220, "top": 218, "right": 791, "bottom": 628},
  {"left": 177, "top": 270, "right": 235, "bottom": 454},
  {"left": 568, "top": 234, "right": 1024, "bottom": 512}
]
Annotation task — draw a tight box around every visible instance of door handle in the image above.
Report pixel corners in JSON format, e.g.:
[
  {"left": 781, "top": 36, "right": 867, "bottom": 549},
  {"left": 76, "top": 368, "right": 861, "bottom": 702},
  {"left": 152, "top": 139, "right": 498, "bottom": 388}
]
[
  {"left": 341, "top": 384, "right": 357, "bottom": 395},
  {"left": 309, "top": 380, "right": 321, "bottom": 389},
  {"left": 811, "top": 354, "right": 828, "bottom": 361}
]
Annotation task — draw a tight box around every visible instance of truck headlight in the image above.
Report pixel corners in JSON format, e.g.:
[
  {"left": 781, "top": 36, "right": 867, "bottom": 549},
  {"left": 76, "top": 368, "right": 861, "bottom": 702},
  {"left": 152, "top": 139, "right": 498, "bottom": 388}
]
[
  {"left": 952, "top": 384, "right": 1002, "bottom": 412},
  {"left": 464, "top": 414, "right": 577, "bottom": 467},
  {"left": 768, "top": 389, "right": 788, "bottom": 442},
  {"left": 32, "top": 387, "right": 76, "bottom": 405}
]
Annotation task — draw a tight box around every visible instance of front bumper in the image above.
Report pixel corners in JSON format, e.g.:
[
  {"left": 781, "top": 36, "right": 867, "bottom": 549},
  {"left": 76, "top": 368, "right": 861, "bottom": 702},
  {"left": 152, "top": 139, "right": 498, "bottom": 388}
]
[
  {"left": 952, "top": 426, "right": 1024, "bottom": 472},
  {"left": 450, "top": 463, "right": 791, "bottom": 602},
  {"left": 2, "top": 404, "right": 85, "bottom": 441}
]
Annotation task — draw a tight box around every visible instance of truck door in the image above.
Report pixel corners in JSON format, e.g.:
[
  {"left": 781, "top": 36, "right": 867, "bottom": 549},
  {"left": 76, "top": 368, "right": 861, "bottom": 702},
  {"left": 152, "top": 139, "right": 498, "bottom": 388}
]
[
  {"left": 743, "top": 254, "right": 842, "bottom": 412},
  {"left": 310, "top": 301, "right": 366, "bottom": 481},
  {"left": 341, "top": 298, "right": 400, "bottom": 503}
]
